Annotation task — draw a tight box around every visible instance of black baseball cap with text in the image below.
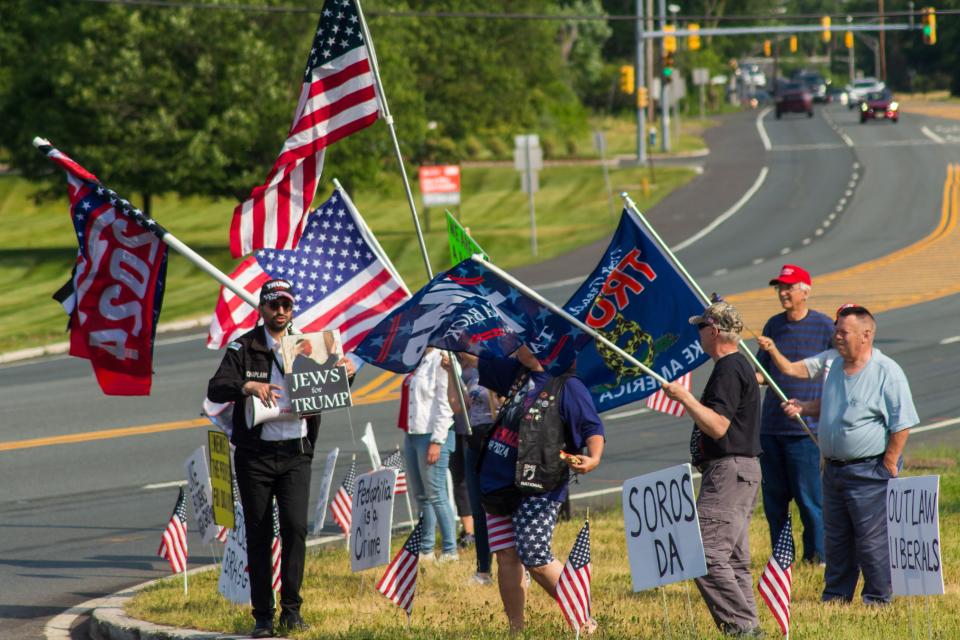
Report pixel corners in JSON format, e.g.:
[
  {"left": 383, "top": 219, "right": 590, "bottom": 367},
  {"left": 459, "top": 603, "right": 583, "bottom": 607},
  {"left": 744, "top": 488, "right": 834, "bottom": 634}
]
[{"left": 259, "top": 279, "right": 295, "bottom": 305}]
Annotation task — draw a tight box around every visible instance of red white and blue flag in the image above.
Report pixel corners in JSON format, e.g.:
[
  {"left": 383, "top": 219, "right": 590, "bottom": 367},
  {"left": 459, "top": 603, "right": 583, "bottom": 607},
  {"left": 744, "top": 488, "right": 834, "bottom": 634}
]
[
  {"left": 330, "top": 459, "right": 357, "bottom": 535},
  {"left": 40, "top": 139, "right": 168, "bottom": 396},
  {"left": 555, "top": 520, "right": 592, "bottom": 632},
  {"left": 271, "top": 498, "right": 282, "bottom": 592},
  {"left": 646, "top": 372, "right": 692, "bottom": 417},
  {"left": 381, "top": 449, "right": 407, "bottom": 495},
  {"left": 759, "top": 514, "right": 795, "bottom": 636},
  {"left": 209, "top": 188, "right": 408, "bottom": 350},
  {"left": 157, "top": 488, "right": 189, "bottom": 574},
  {"left": 376, "top": 515, "right": 423, "bottom": 616},
  {"left": 229, "top": 0, "right": 380, "bottom": 258}
]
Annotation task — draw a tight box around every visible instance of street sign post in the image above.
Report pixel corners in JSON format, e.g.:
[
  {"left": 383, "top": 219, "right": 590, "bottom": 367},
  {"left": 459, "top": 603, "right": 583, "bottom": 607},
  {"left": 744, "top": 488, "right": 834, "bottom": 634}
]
[{"left": 513, "top": 134, "right": 542, "bottom": 256}]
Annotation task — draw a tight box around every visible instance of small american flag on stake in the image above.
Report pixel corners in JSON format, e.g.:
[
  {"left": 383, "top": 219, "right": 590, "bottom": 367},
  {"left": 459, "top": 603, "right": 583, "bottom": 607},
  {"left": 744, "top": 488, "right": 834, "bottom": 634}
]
[
  {"left": 157, "top": 488, "right": 189, "bottom": 574},
  {"left": 555, "top": 520, "right": 592, "bottom": 634},
  {"left": 376, "top": 515, "right": 423, "bottom": 617},
  {"left": 229, "top": 0, "right": 380, "bottom": 258},
  {"left": 382, "top": 449, "right": 407, "bottom": 495},
  {"left": 271, "top": 498, "right": 282, "bottom": 592},
  {"left": 330, "top": 457, "right": 357, "bottom": 535},
  {"left": 758, "top": 514, "right": 795, "bottom": 636},
  {"left": 647, "top": 372, "right": 692, "bottom": 417}
]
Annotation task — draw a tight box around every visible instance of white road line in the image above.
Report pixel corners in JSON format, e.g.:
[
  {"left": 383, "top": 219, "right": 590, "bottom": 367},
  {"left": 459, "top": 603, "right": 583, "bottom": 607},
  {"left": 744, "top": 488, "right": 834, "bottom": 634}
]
[
  {"left": 143, "top": 480, "right": 188, "bottom": 490},
  {"left": 570, "top": 471, "right": 703, "bottom": 501},
  {"left": 756, "top": 107, "right": 772, "bottom": 151},
  {"left": 772, "top": 143, "right": 845, "bottom": 152},
  {"left": 155, "top": 333, "right": 207, "bottom": 347},
  {"left": 671, "top": 166, "right": 769, "bottom": 253},
  {"left": 606, "top": 408, "right": 651, "bottom": 420},
  {"left": 840, "top": 132, "right": 854, "bottom": 147},
  {"left": 921, "top": 126, "right": 946, "bottom": 144},
  {"left": 940, "top": 336, "right": 960, "bottom": 345},
  {"left": 534, "top": 275, "right": 590, "bottom": 291},
  {"left": 911, "top": 416, "right": 960, "bottom": 435}
]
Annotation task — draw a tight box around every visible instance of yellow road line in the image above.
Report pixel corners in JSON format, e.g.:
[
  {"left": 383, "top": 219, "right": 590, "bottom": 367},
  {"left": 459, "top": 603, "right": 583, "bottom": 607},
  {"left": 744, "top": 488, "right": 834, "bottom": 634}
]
[
  {"left": 0, "top": 418, "right": 209, "bottom": 452},
  {"left": 362, "top": 374, "right": 406, "bottom": 401},
  {"left": 350, "top": 371, "right": 397, "bottom": 398}
]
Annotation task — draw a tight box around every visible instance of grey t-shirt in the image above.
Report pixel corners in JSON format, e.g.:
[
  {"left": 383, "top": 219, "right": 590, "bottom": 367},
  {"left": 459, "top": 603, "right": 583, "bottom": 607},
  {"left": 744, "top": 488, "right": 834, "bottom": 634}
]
[{"left": 818, "top": 348, "right": 919, "bottom": 460}]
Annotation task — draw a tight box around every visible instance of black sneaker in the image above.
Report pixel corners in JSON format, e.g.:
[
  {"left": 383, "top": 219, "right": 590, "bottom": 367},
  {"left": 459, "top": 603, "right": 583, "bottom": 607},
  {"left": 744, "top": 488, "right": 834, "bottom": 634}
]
[
  {"left": 278, "top": 612, "right": 310, "bottom": 633},
  {"left": 251, "top": 617, "right": 274, "bottom": 638}
]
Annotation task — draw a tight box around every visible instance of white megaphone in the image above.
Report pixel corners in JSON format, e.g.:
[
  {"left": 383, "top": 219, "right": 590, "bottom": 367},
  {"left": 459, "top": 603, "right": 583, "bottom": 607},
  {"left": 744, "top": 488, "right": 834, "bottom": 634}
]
[{"left": 245, "top": 394, "right": 298, "bottom": 427}]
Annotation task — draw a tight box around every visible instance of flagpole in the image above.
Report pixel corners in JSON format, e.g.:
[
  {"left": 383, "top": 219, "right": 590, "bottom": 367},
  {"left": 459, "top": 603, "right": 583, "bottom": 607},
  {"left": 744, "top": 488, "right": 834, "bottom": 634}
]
[
  {"left": 182, "top": 568, "right": 188, "bottom": 596},
  {"left": 32, "top": 137, "right": 260, "bottom": 310},
  {"left": 475, "top": 257, "right": 670, "bottom": 386},
  {"left": 352, "top": 2, "right": 474, "bottom": 436},
  {"left": 619, "top": 193, "right": 818, "bottom": 445}
]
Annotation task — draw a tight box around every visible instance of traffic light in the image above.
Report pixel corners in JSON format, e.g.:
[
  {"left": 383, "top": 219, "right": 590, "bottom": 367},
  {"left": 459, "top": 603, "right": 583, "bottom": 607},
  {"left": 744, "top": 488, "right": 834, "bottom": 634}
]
[
  {"left": 763, "top": 39, "right": 772, "bottom": 57},
  {"left": 789, "top": 35, "right": 798, "bottom": 53},
  {"left": 663, "top": 52, "right": 675, "bottom": 83},
  {"left": 821, "top": 16, "right": 832, "bottom": 42},
  {"left": 845, "top": 31, "right": 854, "bottom": 49},
  {"left": 688, "top": 23, "right": 701, "bottom": 51},
  {"left": 922, "top": 7, "right": 937, "bottom": 45},
  {"left": 663, "top": 25, "right": 677, "bottom": 54},
  {"left": 637, "top": 86, "right": 649, "bottom": 108},
  {"left": 619, "top": 64, "right": 635, "bottom": 94}
]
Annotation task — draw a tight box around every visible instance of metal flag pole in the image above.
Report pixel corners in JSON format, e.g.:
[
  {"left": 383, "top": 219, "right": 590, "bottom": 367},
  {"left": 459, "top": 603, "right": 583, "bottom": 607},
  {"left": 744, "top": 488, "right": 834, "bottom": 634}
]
[
  {"left": 353, "top": 1, "right": 473, "bottom": 435},
  {"left": 33, "top": 137, "right": 260, "bottom": 310},
  {"left": 619, "top": 192, "right": 819, "bottom": 445},
  {"left": 474, "top": 257, "right": 669, "bottom": 386}
]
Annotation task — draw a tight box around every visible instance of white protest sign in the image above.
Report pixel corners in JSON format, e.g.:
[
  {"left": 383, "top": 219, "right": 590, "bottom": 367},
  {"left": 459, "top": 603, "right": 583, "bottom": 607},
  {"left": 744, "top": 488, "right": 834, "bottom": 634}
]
[
  {"left": 350, "top": 468, "right": 396, "bottom": 572},
  {"left": 622, "top": 463, "right": 706, "bottom": 591},
  {"left": 887, "top": 475, "right": 944, "bottom": 596},
  {"left": 361, "top": 422, "right": 382, "bottom": 470},
  {"left": 218, "top": 501, "right": 250, "bottom": 605},
  {"left": 311, "top": 448, "right": 340, "bottom": 536},
  {"left": 184, "top": 446, "right": 218, "bottom": 544}
]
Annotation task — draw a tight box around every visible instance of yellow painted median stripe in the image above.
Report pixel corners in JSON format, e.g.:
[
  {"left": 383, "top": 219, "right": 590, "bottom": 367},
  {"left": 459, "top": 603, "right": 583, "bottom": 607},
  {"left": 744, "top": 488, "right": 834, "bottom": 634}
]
[
  {"left": 0, "top": 418, "right": 209, "bottom": 452},
  {"left": 350, "top": 370, "right": 397, "bottom": 398}
]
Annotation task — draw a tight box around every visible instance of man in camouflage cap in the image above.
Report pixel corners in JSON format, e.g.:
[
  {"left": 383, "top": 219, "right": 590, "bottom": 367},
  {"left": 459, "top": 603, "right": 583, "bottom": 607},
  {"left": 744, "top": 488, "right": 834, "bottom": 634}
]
[{"left": 663, "top": 300, "right": 763, "bottom": 637}]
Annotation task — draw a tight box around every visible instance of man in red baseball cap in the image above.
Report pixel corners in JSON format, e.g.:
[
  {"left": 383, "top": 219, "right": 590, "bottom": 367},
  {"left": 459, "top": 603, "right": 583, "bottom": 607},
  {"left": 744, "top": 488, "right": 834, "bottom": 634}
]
[{"left": 756, "top": 264, "right": 834, "bottom": 566}]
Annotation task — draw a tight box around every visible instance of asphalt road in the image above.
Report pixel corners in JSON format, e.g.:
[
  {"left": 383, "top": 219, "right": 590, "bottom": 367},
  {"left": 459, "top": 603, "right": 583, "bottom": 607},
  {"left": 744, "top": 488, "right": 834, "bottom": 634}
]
[{"left": 2, "top": 104, "right": 959, "bottom": 639}]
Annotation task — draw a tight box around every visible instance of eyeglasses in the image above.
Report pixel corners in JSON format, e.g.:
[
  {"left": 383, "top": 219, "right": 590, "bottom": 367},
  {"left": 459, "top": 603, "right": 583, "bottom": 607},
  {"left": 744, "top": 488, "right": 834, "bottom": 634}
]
[
  {"left": 266, "top": 299, "right": 292, "bottom": 311},
  {"left": 697, "top": 322, "right": 711, "bottom": 330},
  {"left": 773, "top": 283, "right": 801, "bottom": 292}
]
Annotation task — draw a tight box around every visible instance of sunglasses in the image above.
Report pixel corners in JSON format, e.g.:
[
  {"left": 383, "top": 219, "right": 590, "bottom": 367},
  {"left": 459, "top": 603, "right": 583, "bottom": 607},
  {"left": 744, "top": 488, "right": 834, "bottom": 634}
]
[
  {"left": 697, "top": 322, "right": 712, "bottom": 330},
  {"left": 266, "top": 299, "right": 293, "bottom": 311}
]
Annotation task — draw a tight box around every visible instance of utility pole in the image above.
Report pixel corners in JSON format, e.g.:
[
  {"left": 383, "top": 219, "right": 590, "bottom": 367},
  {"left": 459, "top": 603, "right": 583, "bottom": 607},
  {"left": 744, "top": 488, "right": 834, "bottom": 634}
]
[
  {"left": 646, "top": 0, "right": 655, "bottom": 128},
  {"left": 635, "top": 0, "right": 647, "bottom": 163},
  {"left": 878, "top": 0, "right": 887, "bottom": 81},
  {"left": 847, "top": 15, "right": 855, "bottom": 83},
  {"left": 658, "top": 0, "right": 670, "bottom": 152}
]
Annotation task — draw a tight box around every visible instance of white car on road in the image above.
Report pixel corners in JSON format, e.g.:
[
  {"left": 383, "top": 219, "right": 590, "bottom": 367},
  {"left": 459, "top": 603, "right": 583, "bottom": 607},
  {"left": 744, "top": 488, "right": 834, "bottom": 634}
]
[{"left": 847, "top": 77, "right": 886, "bottom": 109}]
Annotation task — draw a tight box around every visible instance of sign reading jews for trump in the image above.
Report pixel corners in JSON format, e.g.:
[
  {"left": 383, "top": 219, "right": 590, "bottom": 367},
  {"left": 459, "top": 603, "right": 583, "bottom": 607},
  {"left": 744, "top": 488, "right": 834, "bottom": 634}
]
[
  {"left": 622, "top": 463, "right": 707, "bottom": 591},
  {"left": 280, "top": 330, "right": 352, "bottom": 416},
  {"left": 351, "top": 468, "right": 396, "bottom": 573},
  {"left": 563, "top": 209, "right": 709, "bottom": 413},
  {"left": 887, "top": 475, "right": 944, "bottom": 596}
]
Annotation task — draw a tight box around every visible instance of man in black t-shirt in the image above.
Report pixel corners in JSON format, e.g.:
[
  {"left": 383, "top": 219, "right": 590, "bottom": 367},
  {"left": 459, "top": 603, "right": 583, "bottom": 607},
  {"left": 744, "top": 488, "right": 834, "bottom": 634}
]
[{"left": 662, "top": 301, "right": 762, "bottom": 637}]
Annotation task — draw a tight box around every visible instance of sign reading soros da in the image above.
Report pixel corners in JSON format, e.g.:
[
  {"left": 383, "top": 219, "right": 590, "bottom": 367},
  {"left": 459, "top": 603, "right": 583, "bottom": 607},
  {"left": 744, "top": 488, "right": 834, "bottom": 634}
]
[{"left": 622, "top": 463, "right": 707, "bottom": 591}]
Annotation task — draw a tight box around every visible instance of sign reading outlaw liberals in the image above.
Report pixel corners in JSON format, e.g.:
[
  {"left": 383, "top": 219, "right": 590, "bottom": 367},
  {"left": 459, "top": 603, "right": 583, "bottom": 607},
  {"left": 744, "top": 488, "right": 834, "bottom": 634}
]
[
  {"left": 350, "top": 468, "right": 396, "bottom": 573},
  {"left": 281, "top": 330, "right": 352, "bottom": 417},
  {"left": 887, "top": 474, "right": 944, "bottom": 596},
  {"left": 622, "top": 463, "right": 707, "bottom": 591}
]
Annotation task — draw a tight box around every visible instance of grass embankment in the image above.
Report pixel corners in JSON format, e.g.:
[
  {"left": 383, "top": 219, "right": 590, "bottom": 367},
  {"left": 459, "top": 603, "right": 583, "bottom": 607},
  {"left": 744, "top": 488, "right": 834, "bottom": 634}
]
[
  {"left": 130, "top": 448, "right": 959, "bottom": 639},
  {"left": 0, "top": 162, "right": 696, "bottom": 354}
]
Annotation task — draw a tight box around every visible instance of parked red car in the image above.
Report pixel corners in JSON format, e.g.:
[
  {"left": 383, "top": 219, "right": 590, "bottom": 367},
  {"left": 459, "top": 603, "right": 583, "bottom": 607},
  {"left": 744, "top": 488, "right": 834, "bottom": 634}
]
[
  {"left": 860, "top": 89, "right": 899, "bottom": 123},
  {"left": 775, "top": 82, "right": 814, "bottom": 119}
]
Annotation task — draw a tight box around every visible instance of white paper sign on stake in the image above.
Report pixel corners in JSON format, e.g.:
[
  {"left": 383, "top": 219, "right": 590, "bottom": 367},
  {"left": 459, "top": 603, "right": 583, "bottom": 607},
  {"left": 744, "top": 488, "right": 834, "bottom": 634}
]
[
  {"left": 218, "top": 501, "right": 250, "bottom": 605},
  {"left": 887, "top": 474, "right": 944, "bottom": 596},
  {"left": 622, "top": 463, "right": 707, "bottom": 591},
  {"left": 184, "top": 446, "right": 218, "bottom": 544},
  {"left": 350, "top": 468, "right": 396, "bottom": 573},
  {"left": 311, "top": 448, "right": 340, "bottom": 536},
  {"left": 361, "top": 422, "right": 382, "bottom": 470}
]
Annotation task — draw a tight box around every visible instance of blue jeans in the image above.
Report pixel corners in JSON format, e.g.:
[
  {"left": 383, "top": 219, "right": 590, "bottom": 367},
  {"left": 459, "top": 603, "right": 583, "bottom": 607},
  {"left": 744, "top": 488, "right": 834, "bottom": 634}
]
[
  {"left": 464, "top": 444, "right": 491, "bottom": 573},
  {"left": 760, "top": 434, "right": 824, "bottom": 562},
  {"left": 404, "top": 432, "right": 457, "bottom": 554},
  {"left": 821, "top": 457, "right": 898, "bottom": 604}
]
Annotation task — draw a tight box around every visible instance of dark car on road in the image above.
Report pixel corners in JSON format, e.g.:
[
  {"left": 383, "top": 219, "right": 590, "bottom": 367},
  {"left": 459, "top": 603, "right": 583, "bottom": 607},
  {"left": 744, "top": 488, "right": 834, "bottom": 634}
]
[
  {"left": 775, "top": 82, "right": 814, "bottom": 119},
  {"left": 794, "top": 71, "right": 829, "bottom": 103},
  {"left": 860, "top": 89, "right": 899, "bottom": 124}
]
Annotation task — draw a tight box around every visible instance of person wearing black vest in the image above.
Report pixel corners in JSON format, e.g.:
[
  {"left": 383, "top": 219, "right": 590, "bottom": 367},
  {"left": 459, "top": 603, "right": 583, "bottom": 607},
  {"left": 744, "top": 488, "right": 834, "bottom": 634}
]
[
  {"left": 465, "top": 346, "right": 605, "bottom": 634},
  {"left": 207, "top": 279, "right": 355, "bottom": 638},
  {"left": 662, "top": 301, "right": 763, "bottom": 637}
]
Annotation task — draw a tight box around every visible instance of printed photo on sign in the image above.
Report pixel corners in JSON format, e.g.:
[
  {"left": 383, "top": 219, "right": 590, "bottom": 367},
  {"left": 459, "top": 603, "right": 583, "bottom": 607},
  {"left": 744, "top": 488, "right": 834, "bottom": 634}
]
[
  {"left": 280, "top": 329, "right": 352, "bottom": 416},
  {"left": 622, "top": 463, "right": 707, "bottom": 591},
  {"left": 887, "top": 475, "right": 944, "bottom": 596}
]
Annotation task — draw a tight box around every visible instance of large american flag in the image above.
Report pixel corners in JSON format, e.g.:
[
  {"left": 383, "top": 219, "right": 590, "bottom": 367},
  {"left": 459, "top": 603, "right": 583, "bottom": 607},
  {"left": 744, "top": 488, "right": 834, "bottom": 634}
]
[
  {"left": 271, "top": 498, "right": 282, "bottom": 592},
  {"left": 555, "top": 521, "right": 592, "bottom": 631},
  {"left": 381, "top": 449, "right": 407, "bottom": 495},
  {"left": 758, "top": 514, "right": 795, "bottom": 636},
  {"left": 376, "top": 516, "right": 423, "bottom": 616},
  {"left": 157, "top": 488, "right": 189, "bottom": 574},
  {"left": 209, "top": 188, "right": 409, "bottom": 350},
  {"left": 229, "top": 0, "right": 380, "bottom": 258},
  {"left": 646, "top": 372, "right": 692, "bottom": 417},
  {"left": 330, "top": 458, "right": 357, "bottom": 536}
]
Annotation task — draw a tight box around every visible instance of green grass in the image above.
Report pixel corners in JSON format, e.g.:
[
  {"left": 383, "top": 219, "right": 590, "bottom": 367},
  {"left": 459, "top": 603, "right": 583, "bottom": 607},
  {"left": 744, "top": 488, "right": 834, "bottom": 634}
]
[
  {"left": 129, "top": 448, "right": 960, "bottom": 639},
  {"left": 0, "top": 164, "right": 695, "bottom": 353}
]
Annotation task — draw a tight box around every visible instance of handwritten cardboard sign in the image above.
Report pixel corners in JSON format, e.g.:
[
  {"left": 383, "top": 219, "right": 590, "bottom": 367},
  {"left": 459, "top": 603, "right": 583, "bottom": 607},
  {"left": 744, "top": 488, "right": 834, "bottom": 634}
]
[
  {"left": 887, "top": 475, "right": 944, "bottom": 596},
  {"left": 350, "top": 468, "right": 396, "bottom": 572}
]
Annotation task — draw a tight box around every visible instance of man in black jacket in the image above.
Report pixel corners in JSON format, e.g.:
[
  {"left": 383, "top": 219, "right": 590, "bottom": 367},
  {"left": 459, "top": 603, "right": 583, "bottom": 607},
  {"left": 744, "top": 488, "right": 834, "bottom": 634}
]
[{"left": 207, "top": 279, "right": 317, "bottom": 638}]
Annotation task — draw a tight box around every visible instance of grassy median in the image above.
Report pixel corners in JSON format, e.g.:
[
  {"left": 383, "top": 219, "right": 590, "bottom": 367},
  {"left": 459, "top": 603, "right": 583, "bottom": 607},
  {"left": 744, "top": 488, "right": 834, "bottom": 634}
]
[{"left": 129, "top": 447, "right": 959, "bottom": 639}]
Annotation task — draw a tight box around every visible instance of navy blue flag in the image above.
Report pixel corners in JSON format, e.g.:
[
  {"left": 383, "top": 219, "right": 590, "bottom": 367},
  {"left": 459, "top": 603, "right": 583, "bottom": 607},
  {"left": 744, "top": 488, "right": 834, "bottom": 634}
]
[
  {"left": 563, "top": 209, "right": 709, "bottom": 412},
  {"left": 353, "top": 258, "right": 589, "bottom": 374}
]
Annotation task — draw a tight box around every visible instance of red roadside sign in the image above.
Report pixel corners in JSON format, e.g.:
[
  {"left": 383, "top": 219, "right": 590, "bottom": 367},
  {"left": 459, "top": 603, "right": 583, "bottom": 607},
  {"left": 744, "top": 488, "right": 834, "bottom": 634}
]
[{"left": 418, "top": 165, "right": 461, "bottom": 207}]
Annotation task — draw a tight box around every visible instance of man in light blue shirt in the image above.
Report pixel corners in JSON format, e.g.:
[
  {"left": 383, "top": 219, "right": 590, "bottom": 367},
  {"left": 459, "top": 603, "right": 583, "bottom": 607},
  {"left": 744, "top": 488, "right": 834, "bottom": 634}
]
[{"left": 784, "top": 305, "right": 918, "bottom": 604}]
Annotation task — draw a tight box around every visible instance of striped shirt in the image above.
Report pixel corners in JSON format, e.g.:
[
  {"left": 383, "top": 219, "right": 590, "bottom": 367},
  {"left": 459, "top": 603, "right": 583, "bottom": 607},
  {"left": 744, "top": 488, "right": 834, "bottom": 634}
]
[{"left": 756, "top": 310, "right": 834, "bottom": 436}]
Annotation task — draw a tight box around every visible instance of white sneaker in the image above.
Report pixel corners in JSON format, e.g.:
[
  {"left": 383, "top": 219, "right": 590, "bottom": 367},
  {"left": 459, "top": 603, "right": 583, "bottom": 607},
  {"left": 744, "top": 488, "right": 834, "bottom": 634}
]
[
  {"left": 437, "top": 552, "right": 459, "bottom": 564},
  {"left": 469, "top": 572, "right": 494, "bottom": 585},
  {"left": 418, "top": 552, "right": 435, "bottom": 563}
]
